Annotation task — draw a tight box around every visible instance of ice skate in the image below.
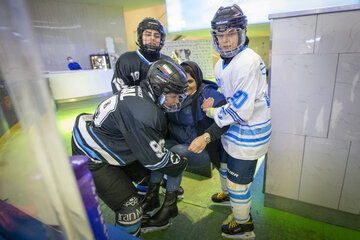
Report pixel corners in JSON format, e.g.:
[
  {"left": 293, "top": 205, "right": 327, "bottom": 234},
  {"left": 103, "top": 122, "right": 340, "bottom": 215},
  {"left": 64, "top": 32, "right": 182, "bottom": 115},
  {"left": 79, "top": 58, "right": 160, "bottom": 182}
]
[
  {"left": 211, "top": 192, "right": 231, "bottom": 207},
  {"left": 221, "top": 215, "right": 255, "bottom": 239}
]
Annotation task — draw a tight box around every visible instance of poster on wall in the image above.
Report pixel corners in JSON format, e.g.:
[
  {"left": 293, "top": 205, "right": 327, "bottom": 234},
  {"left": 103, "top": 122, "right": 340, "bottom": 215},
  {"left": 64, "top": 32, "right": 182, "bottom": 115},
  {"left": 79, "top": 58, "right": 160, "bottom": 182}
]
[
  {"left": 90, "top": 54, "right": 111, "bottom": 70},
  {"left": 161, "top": 39, "right": 214, "bottom": 79}
]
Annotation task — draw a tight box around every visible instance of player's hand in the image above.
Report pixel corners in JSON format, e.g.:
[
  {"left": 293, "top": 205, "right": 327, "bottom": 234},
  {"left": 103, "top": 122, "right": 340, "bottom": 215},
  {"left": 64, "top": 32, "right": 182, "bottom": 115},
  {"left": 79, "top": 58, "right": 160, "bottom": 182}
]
[
  {"left": 188, "top": 135, "right": 207, "bottom": 153},
  {"left": 201, "top": 97, "right": 214, "bottom": 111}
]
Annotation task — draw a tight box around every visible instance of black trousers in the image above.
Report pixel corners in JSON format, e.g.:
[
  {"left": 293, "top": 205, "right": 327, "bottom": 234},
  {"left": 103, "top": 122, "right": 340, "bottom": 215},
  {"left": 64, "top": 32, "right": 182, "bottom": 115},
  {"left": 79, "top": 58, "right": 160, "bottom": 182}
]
[
  {"left": 71, "top": 139, "right": 150, "bottom": 211},
  {"left": 89, "top": 162, "right": 149, "bottom": 211}
]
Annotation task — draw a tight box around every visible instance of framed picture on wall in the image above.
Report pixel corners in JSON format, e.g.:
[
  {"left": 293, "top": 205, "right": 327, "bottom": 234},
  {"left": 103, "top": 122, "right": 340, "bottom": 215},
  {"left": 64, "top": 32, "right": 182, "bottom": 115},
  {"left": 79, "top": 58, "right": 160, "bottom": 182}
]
[
  {"left": 90, "top": 54, "right": 111, "bottom": 70},
  {"left": 161, "top": 39, "right": 214, "bottom": 79}
]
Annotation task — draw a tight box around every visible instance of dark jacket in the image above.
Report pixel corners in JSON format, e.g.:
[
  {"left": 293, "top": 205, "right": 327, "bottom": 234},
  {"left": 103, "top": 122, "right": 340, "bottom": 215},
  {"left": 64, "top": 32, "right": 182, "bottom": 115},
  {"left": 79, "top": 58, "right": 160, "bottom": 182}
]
[{"left": 168, "top": 61, "right": 228, "bottom": 168}]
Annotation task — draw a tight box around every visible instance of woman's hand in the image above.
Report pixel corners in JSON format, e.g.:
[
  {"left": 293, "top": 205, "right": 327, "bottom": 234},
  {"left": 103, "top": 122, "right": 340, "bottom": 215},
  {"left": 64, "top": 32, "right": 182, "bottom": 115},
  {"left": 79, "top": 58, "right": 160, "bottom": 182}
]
[{"left": 188, "top": 133, "right": 210, "bottom": 153}]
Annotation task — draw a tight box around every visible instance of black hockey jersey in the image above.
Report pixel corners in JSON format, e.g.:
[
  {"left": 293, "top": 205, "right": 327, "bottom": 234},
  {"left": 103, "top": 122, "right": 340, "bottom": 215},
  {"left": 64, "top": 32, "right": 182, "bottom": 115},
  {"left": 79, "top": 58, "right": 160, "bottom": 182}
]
[
  {"left": 72, "top": 84, "right": 187, "bottom": 177},
  {"left": 111, "top": 50, "right": 171, "bottom": 93}
]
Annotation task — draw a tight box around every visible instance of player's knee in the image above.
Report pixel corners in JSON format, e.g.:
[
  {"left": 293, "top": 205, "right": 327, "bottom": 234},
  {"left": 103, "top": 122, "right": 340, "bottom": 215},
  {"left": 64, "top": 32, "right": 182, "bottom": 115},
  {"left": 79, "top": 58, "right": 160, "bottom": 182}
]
[
  {"left": 115, "top": 195, "right": 142, "bottom": 236},
  {"left": 169, "top": 144, "right": 188, "bottom": 154}
]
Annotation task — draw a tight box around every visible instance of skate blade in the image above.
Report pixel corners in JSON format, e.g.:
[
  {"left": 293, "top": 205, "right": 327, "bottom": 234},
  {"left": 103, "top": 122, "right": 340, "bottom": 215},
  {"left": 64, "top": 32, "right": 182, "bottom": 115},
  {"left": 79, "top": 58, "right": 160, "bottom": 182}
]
[
  {"left": 142, "top": 209, "right": 156, "bottom": 219},
  {"left": 210, "top": 202, "right": 231, "bottom": 207},
  {"left": 141, "top": 223, "right": 171, "bottom": 234},
  {"left": 221, "top": 231, "right": 255, "bottom": 239}
]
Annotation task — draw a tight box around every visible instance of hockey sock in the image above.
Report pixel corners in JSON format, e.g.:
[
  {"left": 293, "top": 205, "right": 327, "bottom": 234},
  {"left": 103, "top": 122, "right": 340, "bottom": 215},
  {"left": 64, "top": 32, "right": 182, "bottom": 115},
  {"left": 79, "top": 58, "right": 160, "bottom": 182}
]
[
  {"left": 219, "top": 162, "right": 228, "bottom": 194},
  {"left": 226, "top": 179, "right": 251, "bottom": 224}
]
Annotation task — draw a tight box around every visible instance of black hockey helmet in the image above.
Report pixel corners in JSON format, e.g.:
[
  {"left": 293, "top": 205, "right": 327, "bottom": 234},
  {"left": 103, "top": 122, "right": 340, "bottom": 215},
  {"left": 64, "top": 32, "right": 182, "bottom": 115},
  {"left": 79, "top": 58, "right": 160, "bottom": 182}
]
[
  {"left": 147, "top": 59, "right": 188, "bottom": 112},
  {"left": 137, "top": 17, "right": 166, "bottom": 55},
  {"left": 211, "top": 4, "right": 248, "bottom": 58}
]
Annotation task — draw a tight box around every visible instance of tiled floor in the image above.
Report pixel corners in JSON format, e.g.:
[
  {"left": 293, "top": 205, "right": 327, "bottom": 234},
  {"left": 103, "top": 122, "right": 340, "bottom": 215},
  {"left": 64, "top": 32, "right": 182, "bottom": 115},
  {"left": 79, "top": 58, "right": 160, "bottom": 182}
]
[{"left": 56, "top": 98, "right": 360, "bottom": 240}]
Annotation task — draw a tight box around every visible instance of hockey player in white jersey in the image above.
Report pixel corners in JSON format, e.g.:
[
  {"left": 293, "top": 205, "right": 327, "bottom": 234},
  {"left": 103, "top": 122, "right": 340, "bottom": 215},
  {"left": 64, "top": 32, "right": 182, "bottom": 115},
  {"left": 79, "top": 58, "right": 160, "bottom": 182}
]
[{"left": 189, "top": 4, "right": 271, "bottom": 239}]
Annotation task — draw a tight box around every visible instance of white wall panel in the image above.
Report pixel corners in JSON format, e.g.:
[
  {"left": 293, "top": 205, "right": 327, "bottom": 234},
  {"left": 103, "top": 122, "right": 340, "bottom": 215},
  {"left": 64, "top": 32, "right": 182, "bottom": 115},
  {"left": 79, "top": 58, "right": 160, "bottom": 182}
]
[
  {"left": 271, "top": 54, "right": 337, "bottom": 137},
  {"left": 329, "top": 82, "right": 360, "bottom": 141},
  {"left": 329, "top": 53, "right": 360, "bottom": 141},
  {"left": 335, "top": 53, "right": 360, "bottom": 84},
  {"left": 265, "top": 133, "right": 305, "bottom": 200},
  {"left": 272, "top": 15, "right": 317, "bottom": 55},
  {"left": 299, "top": 137, "right": 350, "bottom": 209},
  {"left": 315, "top": 11, "right": 360, "bottom": 53},
  {"left": 339, "top": 141, "right": 360, "bottom": 214}
]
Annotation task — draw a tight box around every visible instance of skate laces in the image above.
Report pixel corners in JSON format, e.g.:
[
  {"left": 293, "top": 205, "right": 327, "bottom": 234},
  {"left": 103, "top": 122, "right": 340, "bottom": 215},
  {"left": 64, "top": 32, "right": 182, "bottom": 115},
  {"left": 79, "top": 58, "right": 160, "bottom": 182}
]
[
  {"left": 228, "top": 218, "right": 253, "bottom": 229},
  {"left": 217, "top": 192, "right": 228, "bottom": 200},
  {"left": 228, "top": 221, "right": 239, "bottom": 229}
]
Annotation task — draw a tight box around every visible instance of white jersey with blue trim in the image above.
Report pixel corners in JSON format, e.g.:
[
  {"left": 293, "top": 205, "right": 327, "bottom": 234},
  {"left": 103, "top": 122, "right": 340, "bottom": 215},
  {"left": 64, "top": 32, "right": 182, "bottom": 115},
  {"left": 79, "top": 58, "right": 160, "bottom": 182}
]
[{"left": 213, "top": 47, "right": 271, "bottom": 160}]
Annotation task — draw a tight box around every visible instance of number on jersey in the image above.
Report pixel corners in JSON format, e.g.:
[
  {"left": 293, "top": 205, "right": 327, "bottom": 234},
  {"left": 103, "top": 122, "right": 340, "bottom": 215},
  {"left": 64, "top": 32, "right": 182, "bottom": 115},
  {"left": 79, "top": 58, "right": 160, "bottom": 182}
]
[
  {"left": 149, "top": 139, "right": 166, "bottom": 158},
  {"left": 93, "top": 95, "right": 118, "bottom": 127}
]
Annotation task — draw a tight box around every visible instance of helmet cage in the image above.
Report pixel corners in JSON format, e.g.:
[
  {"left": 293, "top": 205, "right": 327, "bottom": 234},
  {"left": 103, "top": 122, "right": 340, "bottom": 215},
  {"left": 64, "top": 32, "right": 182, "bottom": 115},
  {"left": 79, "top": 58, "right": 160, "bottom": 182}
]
[
  {"left": 210, "top": 4, "right": 248, "bottom": 58},
  {"left": 158, "top": 91, "right": 187, "bottom": 112},
  {"left": 211, "top": 28, "right": 246, "bottom": 58},
  {"left": 137, "top": 18, "right": 166, "bottom": 54}
]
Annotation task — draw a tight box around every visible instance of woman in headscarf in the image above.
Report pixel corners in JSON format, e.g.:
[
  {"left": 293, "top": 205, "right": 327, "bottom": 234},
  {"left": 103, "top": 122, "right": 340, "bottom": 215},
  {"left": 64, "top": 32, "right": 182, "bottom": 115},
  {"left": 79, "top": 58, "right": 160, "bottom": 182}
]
[
  {"left": 141, "top": 61, "right": 228, "bottom": 233},
  {"left": 167, "top": 61, "right": 228, "bottom": 169}
]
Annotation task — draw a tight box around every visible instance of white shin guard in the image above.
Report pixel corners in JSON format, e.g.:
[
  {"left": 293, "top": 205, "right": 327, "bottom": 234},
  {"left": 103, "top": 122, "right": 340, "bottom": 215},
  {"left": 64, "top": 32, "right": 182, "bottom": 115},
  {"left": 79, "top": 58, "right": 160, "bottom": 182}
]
[{"left": 226, "top": 179, "right": 251, "bottom": 223}]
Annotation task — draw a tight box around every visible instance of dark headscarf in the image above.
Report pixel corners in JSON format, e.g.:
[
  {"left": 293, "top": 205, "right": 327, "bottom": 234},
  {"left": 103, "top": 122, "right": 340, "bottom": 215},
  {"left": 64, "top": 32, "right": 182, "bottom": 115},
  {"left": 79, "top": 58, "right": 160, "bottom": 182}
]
[{"left": 180, "top": 61, "right": 203, "bottom": 90}]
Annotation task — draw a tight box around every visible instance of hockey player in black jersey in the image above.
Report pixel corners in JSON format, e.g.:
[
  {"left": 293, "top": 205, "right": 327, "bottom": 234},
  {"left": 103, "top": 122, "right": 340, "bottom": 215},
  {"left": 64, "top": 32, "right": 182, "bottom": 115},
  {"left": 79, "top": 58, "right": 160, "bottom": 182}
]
[
  {"left": 72, "top": 59, "right": 188, "bottom": 236},
  {"left": 111, "top": 17, "right": 185, "bottom": 199},
  {"left": 111, "top": 17, "right": 171, "bottom": 93}
]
